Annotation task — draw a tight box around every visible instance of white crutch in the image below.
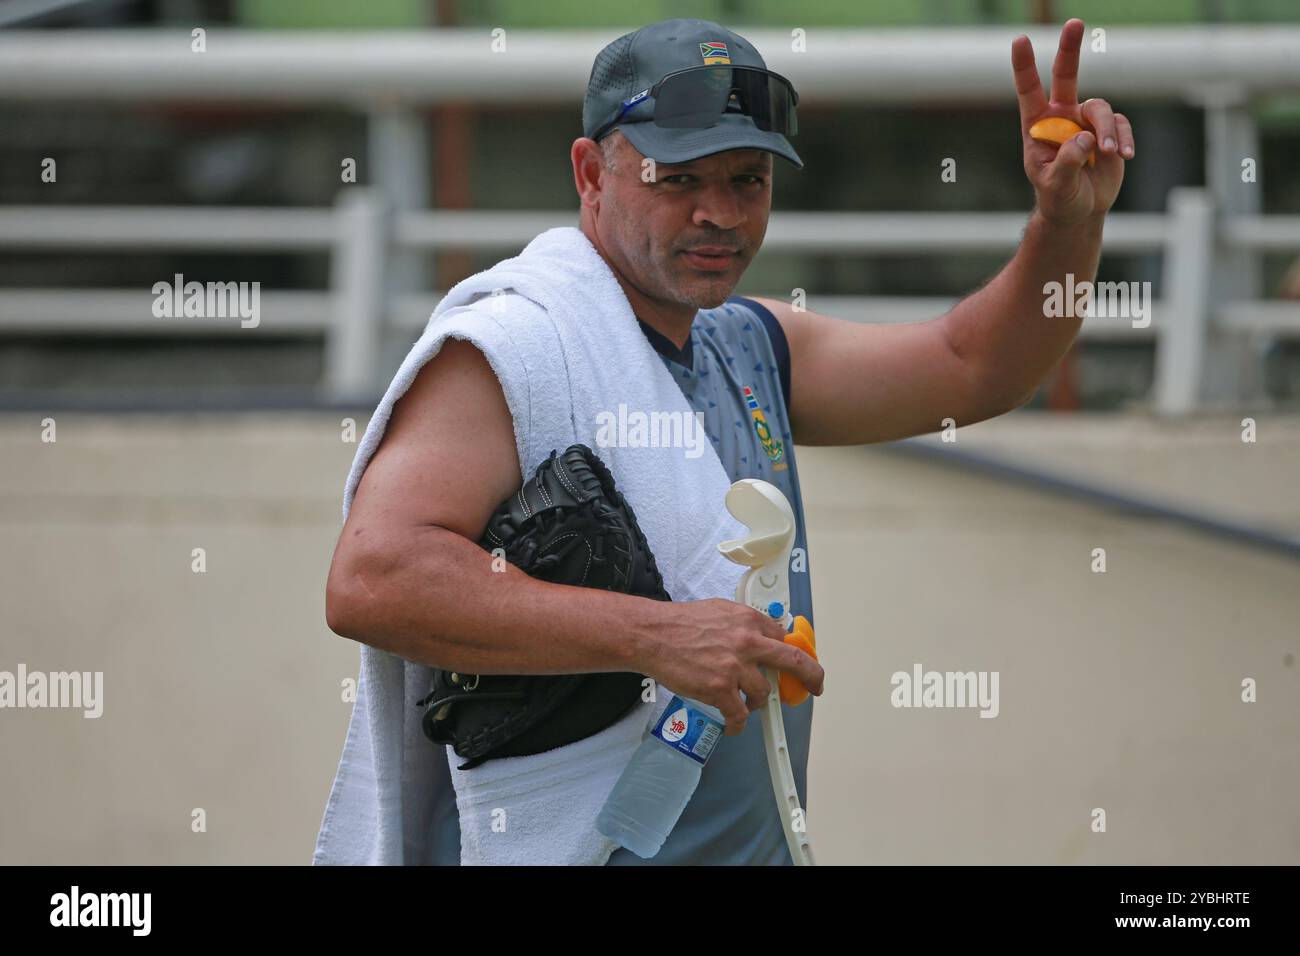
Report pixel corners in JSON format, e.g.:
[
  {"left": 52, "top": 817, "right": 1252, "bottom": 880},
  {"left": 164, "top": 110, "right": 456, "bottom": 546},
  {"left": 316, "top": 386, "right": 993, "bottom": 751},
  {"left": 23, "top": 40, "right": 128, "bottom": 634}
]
[{"left": 718, "top": 478, "right": 816, "bottom": 866}]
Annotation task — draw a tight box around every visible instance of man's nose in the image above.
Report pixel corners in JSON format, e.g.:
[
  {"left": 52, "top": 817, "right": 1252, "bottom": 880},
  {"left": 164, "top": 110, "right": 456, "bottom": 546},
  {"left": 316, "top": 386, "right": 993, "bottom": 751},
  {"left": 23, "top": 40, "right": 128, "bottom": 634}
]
[{"left": 692, "top": 182, "right": 747, "bottom": 232}]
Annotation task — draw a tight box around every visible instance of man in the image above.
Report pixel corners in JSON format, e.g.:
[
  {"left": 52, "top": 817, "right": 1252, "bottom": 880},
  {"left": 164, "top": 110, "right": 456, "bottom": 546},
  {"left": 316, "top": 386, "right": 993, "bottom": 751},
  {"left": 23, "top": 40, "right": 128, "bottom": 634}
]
[{"left": 321, "top": 17, "right": 1133, "bottom": 864}]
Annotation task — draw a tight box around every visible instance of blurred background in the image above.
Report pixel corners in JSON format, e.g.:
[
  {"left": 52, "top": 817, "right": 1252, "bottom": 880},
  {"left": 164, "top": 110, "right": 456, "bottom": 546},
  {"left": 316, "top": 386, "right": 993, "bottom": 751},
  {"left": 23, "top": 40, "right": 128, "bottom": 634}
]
[{"left": 0, "top": 0, "right": 1297, "bottom": 865}]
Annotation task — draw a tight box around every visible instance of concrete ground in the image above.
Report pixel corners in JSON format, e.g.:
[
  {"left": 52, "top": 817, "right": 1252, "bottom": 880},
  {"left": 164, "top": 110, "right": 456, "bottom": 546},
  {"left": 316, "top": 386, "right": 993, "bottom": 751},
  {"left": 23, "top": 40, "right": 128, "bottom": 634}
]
[{"left": 0, "top": 410, "right": 1296, "bottom": 864}]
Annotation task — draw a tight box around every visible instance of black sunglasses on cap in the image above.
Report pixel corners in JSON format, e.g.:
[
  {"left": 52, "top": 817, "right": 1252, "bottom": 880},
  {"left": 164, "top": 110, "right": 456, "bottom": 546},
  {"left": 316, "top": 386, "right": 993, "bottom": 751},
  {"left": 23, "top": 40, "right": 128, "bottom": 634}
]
[{"left": 591, "top": 64, "right": 799, "bottom": 143}]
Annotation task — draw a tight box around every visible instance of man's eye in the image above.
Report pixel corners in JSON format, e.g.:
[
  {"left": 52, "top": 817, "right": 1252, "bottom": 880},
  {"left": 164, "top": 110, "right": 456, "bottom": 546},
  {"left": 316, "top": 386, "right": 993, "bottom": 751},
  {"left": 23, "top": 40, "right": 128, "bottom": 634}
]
[
  {"left": 739, "top": 175, "right": 768, "bottom": 185},
  {"left": 661, "top": 174, "right": 690, "bottom": 184}
]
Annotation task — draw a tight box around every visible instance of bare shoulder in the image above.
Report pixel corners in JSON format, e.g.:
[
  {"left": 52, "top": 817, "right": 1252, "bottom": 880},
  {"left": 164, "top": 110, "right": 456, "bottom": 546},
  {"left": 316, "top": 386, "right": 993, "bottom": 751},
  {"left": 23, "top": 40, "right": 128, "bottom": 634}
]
[
  {"left": 348, "top": 338, "right": 522, "bottom": 541},
  {"left": 745, "top": 295, "right": 797, "bottom": 325},
  {"left": 743, "top": 294, "right": 834, "bottom": 353}
]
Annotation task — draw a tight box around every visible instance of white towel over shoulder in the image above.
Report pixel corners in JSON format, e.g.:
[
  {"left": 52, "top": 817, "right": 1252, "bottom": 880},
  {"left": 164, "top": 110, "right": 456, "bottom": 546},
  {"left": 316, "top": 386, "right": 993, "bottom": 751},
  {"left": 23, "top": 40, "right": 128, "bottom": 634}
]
[{"left": 312, "top": 225, "right": 745, "bottom": 866}]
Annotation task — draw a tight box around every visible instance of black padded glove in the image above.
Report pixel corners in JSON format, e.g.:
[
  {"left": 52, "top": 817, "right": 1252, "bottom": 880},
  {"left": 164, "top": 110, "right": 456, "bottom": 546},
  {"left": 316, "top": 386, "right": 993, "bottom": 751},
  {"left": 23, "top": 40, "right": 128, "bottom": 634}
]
[{"left": 418, "top": 444, "right": 671, "bottom": 769}]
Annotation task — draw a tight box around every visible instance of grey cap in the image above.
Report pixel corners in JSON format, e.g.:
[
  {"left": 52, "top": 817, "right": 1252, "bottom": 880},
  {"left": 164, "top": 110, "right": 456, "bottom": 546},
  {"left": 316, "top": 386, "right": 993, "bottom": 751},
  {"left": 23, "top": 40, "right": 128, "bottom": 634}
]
[{"left": 582, "top": 18, "right": 803, "bottom": 170}]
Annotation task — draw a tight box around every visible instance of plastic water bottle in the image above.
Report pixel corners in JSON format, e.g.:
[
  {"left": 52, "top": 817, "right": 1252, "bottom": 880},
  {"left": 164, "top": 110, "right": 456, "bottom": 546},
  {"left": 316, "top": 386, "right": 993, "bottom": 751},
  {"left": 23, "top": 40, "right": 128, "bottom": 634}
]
[{"left": 595, "top": 695, "right": 726, "bottom": 859}]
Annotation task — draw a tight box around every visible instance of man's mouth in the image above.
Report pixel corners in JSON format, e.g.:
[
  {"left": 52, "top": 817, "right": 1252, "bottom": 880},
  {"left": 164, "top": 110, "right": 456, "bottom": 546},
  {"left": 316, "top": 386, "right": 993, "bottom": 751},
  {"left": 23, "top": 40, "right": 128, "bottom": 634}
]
[{"left": 681, "top": 247, "right": 739, "bottom": 271}]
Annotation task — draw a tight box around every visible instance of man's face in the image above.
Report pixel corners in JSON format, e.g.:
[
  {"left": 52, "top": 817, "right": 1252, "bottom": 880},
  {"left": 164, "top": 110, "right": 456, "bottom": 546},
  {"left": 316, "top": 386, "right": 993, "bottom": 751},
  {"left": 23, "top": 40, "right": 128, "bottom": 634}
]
[{"left": 592, "top": 135, "right": 773, "bottom": 312}]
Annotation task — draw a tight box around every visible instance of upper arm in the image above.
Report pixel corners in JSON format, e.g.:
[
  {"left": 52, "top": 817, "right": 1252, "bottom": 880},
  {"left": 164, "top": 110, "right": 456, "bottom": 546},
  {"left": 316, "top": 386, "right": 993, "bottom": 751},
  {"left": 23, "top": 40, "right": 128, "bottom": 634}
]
[
  {"left": 333, "top": 338, "right": 522, "bottom": 572},
  {"left": 747, "top": 296, "right": 986, "bottom": 446}
]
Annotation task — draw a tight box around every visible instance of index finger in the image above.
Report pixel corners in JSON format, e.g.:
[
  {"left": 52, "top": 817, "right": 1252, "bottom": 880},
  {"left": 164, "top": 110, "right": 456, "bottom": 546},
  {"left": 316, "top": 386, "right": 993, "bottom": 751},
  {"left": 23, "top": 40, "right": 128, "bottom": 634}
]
[
  {"left": 1050, "top": 18, "right": 1086, "bottom": 106},
  {"left": 755, "top": 639, "right": 824, "bottom": 697},
  {"left": 1011, "top": 34, "right": 1048, "bottom": 135}
]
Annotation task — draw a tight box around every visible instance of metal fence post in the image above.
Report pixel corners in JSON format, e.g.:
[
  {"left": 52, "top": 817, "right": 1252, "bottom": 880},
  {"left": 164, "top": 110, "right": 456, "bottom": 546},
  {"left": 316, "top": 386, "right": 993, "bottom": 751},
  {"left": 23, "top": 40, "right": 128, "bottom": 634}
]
[
  {"left": 1154, "top": 188, "right": 1215, "bottom": 416},
  {"left": 1202, "top": 91, "right": 1264, "bottom": 405},
  {"left": 368, "top": 104, "right": 431, "bottom": 295},
  {"left": 325, "top": 189, "right": 387, "bottom": 401}
]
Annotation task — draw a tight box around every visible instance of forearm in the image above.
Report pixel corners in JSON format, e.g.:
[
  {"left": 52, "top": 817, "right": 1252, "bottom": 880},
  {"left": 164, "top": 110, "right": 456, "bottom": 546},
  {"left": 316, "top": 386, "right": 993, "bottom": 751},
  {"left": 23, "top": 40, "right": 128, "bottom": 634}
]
[
  {"left": 326, "top": 525, "right": 664, "bottom": 676},
  {"left": 943, "top": 207, "right": 1105, "bottom": 410}
]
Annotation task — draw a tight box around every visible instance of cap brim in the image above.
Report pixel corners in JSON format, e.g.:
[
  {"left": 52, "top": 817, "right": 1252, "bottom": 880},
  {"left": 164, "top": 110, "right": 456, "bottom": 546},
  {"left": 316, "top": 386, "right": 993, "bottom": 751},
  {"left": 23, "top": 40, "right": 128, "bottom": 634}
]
[{"left": 615, "top": 112, "right": 803, "bottom": 170}]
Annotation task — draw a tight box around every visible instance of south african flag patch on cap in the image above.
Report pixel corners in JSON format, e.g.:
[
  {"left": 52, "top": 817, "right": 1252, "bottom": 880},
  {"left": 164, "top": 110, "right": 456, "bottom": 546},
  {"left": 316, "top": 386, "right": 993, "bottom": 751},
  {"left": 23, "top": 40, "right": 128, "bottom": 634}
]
[{"left": 700, "top": 41, "right": 730, "bottom": 65}]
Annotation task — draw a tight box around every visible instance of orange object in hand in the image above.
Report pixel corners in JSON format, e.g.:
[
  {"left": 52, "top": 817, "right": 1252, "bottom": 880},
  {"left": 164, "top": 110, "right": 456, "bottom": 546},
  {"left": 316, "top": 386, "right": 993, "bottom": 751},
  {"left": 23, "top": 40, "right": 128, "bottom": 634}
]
[
  {"left": 1028, "top": 116, "right": 1095, "bottom": 167},
  {"left": 779, "top": 615, "right": 817, "bottom": 706}
]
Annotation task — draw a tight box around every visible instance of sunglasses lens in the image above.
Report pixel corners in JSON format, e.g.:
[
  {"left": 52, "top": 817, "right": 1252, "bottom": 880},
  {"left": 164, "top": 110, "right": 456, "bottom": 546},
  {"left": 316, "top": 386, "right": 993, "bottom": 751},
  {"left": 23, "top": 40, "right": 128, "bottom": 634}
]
[
  {"left": 654, "top": 67, "right": 732, "bottom": 128},
  {"left": 735, "top": 70, "right": 798, "bottom": 136},
  {"left": 652, "top": 66, "right": 797, "bottom": 135}
]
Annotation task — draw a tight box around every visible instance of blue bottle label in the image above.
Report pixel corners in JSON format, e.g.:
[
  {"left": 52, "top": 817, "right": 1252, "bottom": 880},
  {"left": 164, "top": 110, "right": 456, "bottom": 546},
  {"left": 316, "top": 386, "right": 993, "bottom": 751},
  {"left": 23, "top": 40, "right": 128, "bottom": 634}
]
[{"left": 650, "top": 696, "right": 724, "bottom": 765}]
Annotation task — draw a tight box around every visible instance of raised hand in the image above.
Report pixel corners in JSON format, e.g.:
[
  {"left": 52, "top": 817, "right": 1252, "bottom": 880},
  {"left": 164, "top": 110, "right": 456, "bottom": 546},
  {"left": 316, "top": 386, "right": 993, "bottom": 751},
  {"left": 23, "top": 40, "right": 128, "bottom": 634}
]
[{"left": 1012, "top": 18, "right": 1135, "bottom": 226}]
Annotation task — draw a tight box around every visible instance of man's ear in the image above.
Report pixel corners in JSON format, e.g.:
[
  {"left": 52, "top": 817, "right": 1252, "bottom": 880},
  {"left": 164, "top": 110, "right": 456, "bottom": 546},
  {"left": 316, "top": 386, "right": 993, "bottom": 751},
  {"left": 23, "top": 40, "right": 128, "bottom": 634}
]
[{"left": 572, "top": 137, "right": 606, "bottom": 209}]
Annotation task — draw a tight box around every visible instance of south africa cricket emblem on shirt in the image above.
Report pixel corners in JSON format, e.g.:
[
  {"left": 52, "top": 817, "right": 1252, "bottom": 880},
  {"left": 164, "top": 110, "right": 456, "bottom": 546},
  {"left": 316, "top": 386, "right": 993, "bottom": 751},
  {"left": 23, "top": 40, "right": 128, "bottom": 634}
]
[{"left": 742, "top": 385, "right": 787, "bottom": 471}]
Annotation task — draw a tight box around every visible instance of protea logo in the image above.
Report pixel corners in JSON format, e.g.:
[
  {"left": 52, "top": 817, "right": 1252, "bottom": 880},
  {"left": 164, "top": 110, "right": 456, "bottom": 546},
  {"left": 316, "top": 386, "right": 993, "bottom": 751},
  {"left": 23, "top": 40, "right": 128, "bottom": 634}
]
[
  {"left": 742, "top": 385, "right": 786, "bottom": 470},
  {"left": 661, "top": 706, "right": 689, "bottom": 742}
]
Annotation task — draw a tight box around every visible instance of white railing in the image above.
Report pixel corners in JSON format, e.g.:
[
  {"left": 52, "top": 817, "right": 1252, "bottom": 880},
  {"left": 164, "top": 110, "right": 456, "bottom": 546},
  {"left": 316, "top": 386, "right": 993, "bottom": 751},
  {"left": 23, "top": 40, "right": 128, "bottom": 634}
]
[
  {"left": 2, "top": 27, "right": 1299, "bottom": 103},
  {"left": 1, "top": 189, "right": 1298, "bottom": 409},
  {"left": 3, "top": 27, "right": 1300, "bottom": 408}
]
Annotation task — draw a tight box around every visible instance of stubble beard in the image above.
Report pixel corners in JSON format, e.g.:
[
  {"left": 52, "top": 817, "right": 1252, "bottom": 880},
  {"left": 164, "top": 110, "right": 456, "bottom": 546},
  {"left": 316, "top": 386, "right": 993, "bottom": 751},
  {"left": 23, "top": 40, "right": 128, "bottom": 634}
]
[{"left": 633, "top": 233, "right": 741, "bottom": 312}]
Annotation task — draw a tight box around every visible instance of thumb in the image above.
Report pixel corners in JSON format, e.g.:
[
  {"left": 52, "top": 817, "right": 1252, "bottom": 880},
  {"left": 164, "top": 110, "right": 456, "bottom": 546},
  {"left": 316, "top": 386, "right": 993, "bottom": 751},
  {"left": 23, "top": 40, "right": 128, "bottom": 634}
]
[{"left": 1051, "top": 130, "right": 1096, "bottom": 181}]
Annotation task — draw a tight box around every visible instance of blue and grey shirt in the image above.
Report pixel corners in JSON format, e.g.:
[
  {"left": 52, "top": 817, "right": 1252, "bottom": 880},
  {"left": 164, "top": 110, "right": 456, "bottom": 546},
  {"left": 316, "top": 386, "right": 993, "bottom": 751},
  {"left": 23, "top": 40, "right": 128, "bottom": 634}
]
[
  {"left": 605, "top": 295, "right": 815, "bottom": 866},
  {"left": 425, "top": 295, "right": 815, "bottom": 865}
]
